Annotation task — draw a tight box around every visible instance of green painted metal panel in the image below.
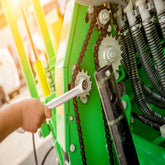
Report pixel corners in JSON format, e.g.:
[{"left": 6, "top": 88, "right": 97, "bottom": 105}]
[{"left": 133, "top": 134, "right": 165, "bottom": 165}]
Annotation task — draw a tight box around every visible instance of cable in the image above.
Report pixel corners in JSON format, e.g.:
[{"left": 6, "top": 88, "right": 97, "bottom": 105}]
[
  {"left": 132, "top": 111, "right": 161, "bottom": 130},
  {"left": 41, "top": 146, "right": 54, "bottom": 165},
  {"left": 120, "top": 25, "right": 165, "bottom": 124},
  {"left": 141, "top": 82, "right": 165, "bottom": 109},
  {"left": 32, "top": 133, "right": 38, "bottom": 165}
]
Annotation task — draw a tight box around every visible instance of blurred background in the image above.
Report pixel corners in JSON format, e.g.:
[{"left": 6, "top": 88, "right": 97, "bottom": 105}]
[{"left": 0, "top": 0, "right": 69, "bottom": 164}]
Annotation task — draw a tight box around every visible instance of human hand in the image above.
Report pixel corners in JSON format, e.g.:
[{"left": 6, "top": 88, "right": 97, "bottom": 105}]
[{"left": 20, "top": 98, "right": 51, "bottom": 133}]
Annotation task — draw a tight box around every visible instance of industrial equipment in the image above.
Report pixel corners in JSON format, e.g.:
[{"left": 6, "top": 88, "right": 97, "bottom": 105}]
[{"left": 2, "top": 0, "right": 165, "bottom": 164}]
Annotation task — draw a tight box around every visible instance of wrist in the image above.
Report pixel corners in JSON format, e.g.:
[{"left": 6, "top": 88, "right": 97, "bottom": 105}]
[{"left": 12, "top": 101, "right": 24, "bottom": 128}]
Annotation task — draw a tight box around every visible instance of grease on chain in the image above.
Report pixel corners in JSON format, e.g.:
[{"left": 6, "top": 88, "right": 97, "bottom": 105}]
[{"left": 70, "top": 5, "right": 114, "bottom": 165}]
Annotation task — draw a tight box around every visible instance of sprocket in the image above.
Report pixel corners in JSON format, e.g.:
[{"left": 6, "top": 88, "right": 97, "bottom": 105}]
[
  {"left": 98, "top": 35, "right": 122, "bottom": 79},
  {"left": 75, "top": 69, "right": 92, "bottom": 104}
]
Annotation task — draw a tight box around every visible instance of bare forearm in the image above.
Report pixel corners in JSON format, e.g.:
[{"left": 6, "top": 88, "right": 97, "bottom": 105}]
[{"left": 0, "top": 103, "right": 22, "bottom": 142}]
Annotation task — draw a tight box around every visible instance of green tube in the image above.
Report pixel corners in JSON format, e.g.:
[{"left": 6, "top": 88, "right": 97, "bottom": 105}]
[{"left": 1, "top": 0, "right": 39, "bottom": 99}]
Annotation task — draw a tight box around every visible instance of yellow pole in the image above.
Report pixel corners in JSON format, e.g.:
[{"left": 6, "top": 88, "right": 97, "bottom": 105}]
[{"left": 34, "top": 60, "right": 51, "bottom": 97}]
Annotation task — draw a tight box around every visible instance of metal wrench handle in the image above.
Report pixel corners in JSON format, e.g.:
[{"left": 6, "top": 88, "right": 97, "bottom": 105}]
[{"left": 46, "top": 78, "right": 89, "bottom": 109}]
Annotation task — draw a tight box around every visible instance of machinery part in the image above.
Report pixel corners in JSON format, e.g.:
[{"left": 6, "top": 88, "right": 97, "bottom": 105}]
[
  {"left": 41, "top": 146, "right": 54, "bottom": 165},
  {"left": 98, "top": 35, "right": 122, "bottom": 79},
  {"left": 129, "top": 22, "right": 165, "bottom": 97},
  {"left": 142, "top": 20, "right": 165, "bottom": 89},
  {"left": 120, "top": 25, "right": 165, "bottom": 124},
  {"left": 94, "top": 64, "right": 139, "bottom": 165},
  {"left": 92, "top": 7, "right": 115, "bottom": 164},
  {"left": 75, "top": 0, "right": 127, "bottom": 7},
  {"left": 98, "top": 8, "right": 111, "bottom": 26},
  {"left": 75, "top": 69, "right": 92, "bottom": 104},
  {"left": 46, "top": 78, "right": 91, "bottom": 109},
  {"left": 158, "top": 10, "right": 165, "bottom": 40},
  {"left": 131, "top": 111, "right": 161, "bottom": 131},
  {"left": 136, "top": 0, "right": 165, "bottom": 89},
  {"left": 93, "top": 7, "right": 115, "bottom": 164},
  {"left": 141, "top": 82, "right": 165, "bottom": 109},
  {"left": 70, "top": 5, "right": 115, "bottom": 164},
  {"left": 153, "top": 0, "right": 165, "bottom": 39},
  {"left": 69, "top": 6, "right": 98, "bottom": 164}
]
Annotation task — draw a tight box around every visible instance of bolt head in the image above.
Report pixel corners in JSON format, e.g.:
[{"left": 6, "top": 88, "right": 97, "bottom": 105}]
[
  {"left": 122, "top": 100, "right": 127, "bottom": 110},
  {"left": 98, "top": 9, "right": 110, "bottom": 25},
  {"left": 105, "top": 70, "right": 110, "bottom": 77},
  {"left": 102, "top": 12, "right": 109, "bottom": 20},
  {"left": 104, "top": 47, "right": 116, "bottom": 63},
  {"left": 70, "top": 144, "right": 76, "bottom": 152},
  {"left": 69, "top": 115, "right": 74, "bottom": 121},
  {"left": 81, "top": 97, "right": 88, "bottom": 104},
  {"left": 109, "top": 49, "right": 116, "bottom": 59}
]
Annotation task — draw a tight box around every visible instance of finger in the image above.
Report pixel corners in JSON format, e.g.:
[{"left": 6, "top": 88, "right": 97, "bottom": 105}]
[
  {"left": 43, "top": 105, "right": 52, "bottom": 118},
  {"left": 42, "top": 118, "right": 46, "bottom": 124}
]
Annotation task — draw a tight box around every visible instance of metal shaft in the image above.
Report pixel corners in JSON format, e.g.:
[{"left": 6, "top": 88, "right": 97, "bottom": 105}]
[
  {"left": 94, "top": 64, "right": 139, "bottom": 165},
  {"left": 46, "top": 78, "right": 89, "bottom": 109}
]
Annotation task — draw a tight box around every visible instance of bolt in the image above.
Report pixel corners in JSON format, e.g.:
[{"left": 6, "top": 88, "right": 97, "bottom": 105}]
[
  {"left": 122, "top": 100, "right": 127, "bottom": 110},
  {"left": 70, "top": 144, "right": 76, "bottom": 152},
  {"left": 46, "top": 72, "right": 51, "bottom": 77},
  {"left": 109, "top": 49, "right": 116, "bottom": 59},
  {"left": 82, "top": 80, "right": 88, "bottom": 90},
  {"left": 104, "top": 47, "right": 116, "bottom": 63},
  {"left": 98, "top": 9, "right": 110, "bottom": 25},
  {"left": 105, "top": 70, "right": 110, "bottom": 77},
  {"left": 102, "top": 12, "right": 109, "bottom": 20},
  {"left": 81, "top": 97, "right": 88, "bottom": 104},
  {"left": 88, "top": 5, "right": 94, "bottom": 14},
  {"left": 51, "top": 87, "right": 55, "bottom": 91},
  {"left": 48, "top": 78, "right": 53, "bottom": 83},
  {"left": 69, "top": 115, "right": 74, "bottom": 121}
]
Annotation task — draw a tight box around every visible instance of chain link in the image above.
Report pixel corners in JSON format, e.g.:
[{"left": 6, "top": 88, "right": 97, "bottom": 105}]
[
  {"left": 93, "top": 15, "right": 114, "bottom": 165},
  {"left": 70, "top": 5, "right": 114, "bottom": 165}
]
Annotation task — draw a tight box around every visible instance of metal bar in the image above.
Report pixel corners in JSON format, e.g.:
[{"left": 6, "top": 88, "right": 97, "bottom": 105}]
[
  {"left": 47, "top": 78, "right": 88, "bottom": 109},
  {"left": 94, "top": 64, "right": 139, "bottom": 165},
  {"left": 1, "top": 0, "right": 39, "bottom": 99}
]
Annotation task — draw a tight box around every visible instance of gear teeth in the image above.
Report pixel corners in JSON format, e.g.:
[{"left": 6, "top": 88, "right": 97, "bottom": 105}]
[
  {"left": 98, "top": 35, "right": 122, "bottom": 73},
  {"left": 75, "top": 69, "right": 92, "bottom": 103}
]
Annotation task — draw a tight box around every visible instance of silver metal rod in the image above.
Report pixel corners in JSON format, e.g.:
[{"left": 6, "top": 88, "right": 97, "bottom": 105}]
[{"left": 46, "top": 79, "right": 87, "bottom": 109}]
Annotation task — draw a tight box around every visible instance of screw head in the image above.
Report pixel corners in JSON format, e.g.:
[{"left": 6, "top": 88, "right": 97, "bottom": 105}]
[
  {"left": 104, "top": 47, "right": 116, "bottom": 63},
  {"left": 81, "top": 97, "right": 88, "bottom": 104},
  {"left": 102, "top": 12, "right": 109, "bottom": 20},
  {"left": 105, "top": 70, "right": 110, "bottom": 77},
  {"left": 98, "top": 9, "right": 110, "bottom": 25},
  {"left": 69, "top": 115, "right": 74, "bottom": 121},
  {"left": 109, "top": 49, "right": 116, "bottom": 59},
  {"left": 70, "top": 144, "right": 76, "bottom": 152},
  {"left": 122, "top": 100, "right": 127, "bottom": 109}
]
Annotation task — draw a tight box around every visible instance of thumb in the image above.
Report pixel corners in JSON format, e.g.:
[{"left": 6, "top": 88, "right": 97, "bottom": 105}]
[{"left": 43, "top": 105, "right": 51, "bottom": 118}]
